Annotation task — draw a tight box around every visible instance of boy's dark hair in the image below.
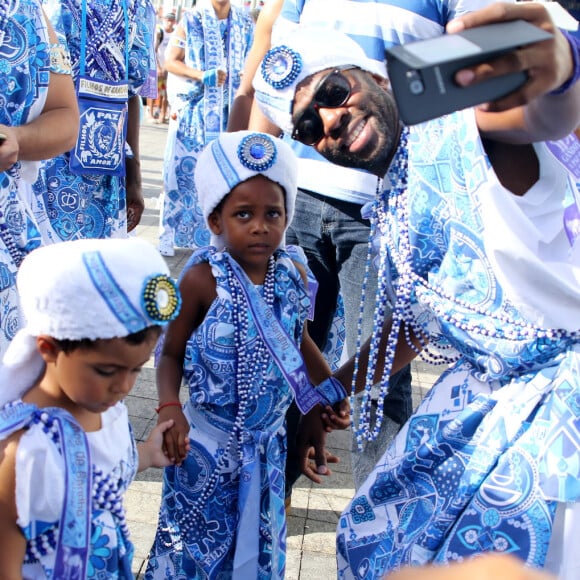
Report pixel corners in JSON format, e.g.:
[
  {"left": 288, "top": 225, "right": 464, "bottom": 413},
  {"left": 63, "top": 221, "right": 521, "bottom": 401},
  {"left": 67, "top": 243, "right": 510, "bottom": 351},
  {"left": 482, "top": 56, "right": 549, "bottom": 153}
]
[{"left": 55, "top": 326, "right": 162, "bottom": 354}]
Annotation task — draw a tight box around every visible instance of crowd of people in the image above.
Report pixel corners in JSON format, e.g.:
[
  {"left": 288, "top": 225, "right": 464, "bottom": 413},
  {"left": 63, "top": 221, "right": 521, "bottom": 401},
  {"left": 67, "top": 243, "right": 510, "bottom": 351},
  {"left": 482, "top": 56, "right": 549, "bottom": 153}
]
[{"left": 0, "top": 0, "right": 579, "bottom": 578}]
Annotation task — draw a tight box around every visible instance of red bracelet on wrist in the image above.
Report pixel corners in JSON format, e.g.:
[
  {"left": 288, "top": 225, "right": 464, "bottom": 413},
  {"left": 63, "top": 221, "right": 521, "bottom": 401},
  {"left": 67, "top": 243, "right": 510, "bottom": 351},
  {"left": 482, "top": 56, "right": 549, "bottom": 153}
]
[{"left": 155, "top": 401, "right": 182, "bottom": 414}]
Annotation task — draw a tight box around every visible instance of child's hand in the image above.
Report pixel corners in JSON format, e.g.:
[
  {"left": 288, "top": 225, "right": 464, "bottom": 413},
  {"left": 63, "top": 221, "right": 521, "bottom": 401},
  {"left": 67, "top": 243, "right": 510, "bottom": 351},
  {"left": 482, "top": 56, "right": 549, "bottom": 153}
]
[
  {"left": 296, "top": 405, "right": 339, "bottom": 483},
  {"left": 321, "top": 398, "right": 351, "bottom": 432},
  {"left": 137, "top": 419, "right": 190, "bottom": 471},
  {"left": 157, "top": 405, "right": 190, "bottom": 465},
  {"left": 306, "top": 446, "right": 340, "bottom": 466}
]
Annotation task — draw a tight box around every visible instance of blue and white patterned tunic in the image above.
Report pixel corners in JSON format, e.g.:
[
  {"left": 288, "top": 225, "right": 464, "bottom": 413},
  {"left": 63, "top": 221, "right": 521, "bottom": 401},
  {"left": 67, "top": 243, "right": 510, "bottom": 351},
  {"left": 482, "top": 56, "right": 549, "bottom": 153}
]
[
  {"left": 33, "top": 0, "right": 155, "bottom": 241},
  {"left": 0, "top": 0, "right": 50, "bottom": 355},
  {"left": 337, "top": 110, "right": 580, "bottom": 579},
  {"left": 146, "top": 247, "right": 310, "bottom": 579},
  {"left": 158, "top": 6, "right": 253, "bottom": 251}
]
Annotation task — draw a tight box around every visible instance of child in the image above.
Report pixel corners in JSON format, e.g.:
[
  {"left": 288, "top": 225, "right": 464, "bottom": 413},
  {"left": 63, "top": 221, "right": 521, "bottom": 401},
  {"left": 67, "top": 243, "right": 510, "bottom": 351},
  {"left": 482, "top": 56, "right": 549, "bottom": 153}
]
[
  {"left": 146, "top": 131, "right": 346, "bottom": 579},
  {"left": 0, "top": 237, "right": 183, "bottom": 579}
]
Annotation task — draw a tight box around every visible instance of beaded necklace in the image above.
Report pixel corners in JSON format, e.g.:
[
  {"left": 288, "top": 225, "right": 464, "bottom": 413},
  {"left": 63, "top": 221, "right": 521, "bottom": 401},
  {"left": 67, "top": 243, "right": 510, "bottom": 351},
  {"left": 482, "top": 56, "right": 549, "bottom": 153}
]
[
  {"left": 21, "top": 410, "right": 131, "bottom": 562},
  {"left": 177, "top": 254, "right": 277, "bottom": 523},
  {"left": 68, "top": 0, "right": 129, "bottom": 81},
  {"left": 351, "top": 124, "right": 580, "bottom": 448},
  {"left": 350, "top": 127, "right": 418, "bottom": 448}
]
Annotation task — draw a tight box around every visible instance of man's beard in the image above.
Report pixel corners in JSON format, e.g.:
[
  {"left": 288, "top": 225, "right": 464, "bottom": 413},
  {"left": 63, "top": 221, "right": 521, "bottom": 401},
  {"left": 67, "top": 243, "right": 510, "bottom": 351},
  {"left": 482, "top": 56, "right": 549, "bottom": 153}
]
[{"left": 319, "top": 88, "right": 400, "bottom": 176}]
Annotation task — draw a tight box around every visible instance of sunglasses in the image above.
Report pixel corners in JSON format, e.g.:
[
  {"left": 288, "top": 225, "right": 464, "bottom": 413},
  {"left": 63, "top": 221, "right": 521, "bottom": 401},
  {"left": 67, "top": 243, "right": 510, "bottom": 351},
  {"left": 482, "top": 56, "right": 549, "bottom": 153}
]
[{"left": 291, "top": 68, "right": 354, "bottom": 146}]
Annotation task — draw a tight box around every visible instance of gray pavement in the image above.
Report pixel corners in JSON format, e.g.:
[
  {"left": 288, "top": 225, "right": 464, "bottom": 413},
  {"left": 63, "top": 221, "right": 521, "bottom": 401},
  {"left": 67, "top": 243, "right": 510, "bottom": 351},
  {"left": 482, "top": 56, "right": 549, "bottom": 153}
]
[{"left": 125, "top": 117, "right": 442, "bottom": 578}]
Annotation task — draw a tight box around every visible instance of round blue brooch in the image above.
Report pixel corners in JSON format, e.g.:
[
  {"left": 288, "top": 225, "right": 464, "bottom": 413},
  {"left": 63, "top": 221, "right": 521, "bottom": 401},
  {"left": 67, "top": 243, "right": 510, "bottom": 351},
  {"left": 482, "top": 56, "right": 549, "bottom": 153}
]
[
  {"left": 237, "top": 133, "right": 277, "bottom": 172},
  {"left": 141, "top": 274, "right": 181, "bottom": 322},
  {"left": 261, "top": 45, "right": 302, "bottom": 90}
]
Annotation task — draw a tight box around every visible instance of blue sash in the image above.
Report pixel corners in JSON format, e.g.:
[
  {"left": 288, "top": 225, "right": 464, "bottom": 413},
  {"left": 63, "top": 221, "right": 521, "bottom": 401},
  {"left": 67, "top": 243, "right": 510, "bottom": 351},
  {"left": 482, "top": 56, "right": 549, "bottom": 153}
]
[
  {"left": 0, "top": 402, "right": 91, "bottom": 579},
  {"left": 202, "top": 8, "right": 226, "bottom": 144},
  {"left": 225, "top": 254, "right": 322, "bottom": 414}
]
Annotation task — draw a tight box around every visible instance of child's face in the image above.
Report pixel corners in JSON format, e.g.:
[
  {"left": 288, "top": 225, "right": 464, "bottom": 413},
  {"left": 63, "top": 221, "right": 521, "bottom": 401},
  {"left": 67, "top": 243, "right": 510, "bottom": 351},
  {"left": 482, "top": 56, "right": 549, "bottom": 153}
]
[
  {"left": 208, "top": 175, "right": 286, "bottom": 276},
  {"left": 39, "top": 335, "right": 157, "bottom": 414}
]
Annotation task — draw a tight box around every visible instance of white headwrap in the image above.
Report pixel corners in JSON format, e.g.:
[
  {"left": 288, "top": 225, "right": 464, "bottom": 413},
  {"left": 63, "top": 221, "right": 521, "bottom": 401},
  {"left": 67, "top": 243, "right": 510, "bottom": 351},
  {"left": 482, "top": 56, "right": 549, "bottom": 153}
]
[
  {"left": 0, "top": 238, "right": 181, "bottom": 405},
  {"left": 253, "top": 26, "right": 386, "bottom": 135},
  {"left": 194, "top": 130, "right": 298, "bottom": 250}
]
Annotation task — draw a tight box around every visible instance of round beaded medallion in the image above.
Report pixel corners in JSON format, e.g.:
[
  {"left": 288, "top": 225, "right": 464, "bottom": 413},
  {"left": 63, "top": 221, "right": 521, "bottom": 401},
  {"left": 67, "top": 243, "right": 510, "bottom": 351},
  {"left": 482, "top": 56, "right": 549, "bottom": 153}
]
[
  {"left": 237, "top": 133, "right": 277, "bottom": 171},
  {"left": 261, "top": 45, "right": 302, "bottom": 89},
  {"left": 141, "top": 274, "right": 181, "bottom": 322}
]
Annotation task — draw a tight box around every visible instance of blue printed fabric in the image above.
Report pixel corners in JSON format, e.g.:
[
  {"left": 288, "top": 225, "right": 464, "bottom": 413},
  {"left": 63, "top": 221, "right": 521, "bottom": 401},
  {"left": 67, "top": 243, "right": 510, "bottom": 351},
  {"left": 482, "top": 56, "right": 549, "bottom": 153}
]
[
  {"left": 146, "top": 247, "right": 310, "bottom": 579},
  {"left": 0, "top": 0, "right": 50, "bottom": 355},
  {"left": 336, "top": 110, "right": 580, "bottom": 578},
  {"left": 0, "top": 401, "right": 138, "bottom": 579},
  {"left": 158, "top": 6, "right": 253, "bottom": 250},
  {"left": 33, "top": 0, "right": 155, "bottom": 241}
]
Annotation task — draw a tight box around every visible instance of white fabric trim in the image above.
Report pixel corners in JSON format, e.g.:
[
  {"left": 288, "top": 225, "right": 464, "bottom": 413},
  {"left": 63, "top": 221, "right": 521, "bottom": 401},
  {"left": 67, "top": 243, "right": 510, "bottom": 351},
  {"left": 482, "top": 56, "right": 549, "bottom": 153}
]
[{"left": 479, "top": 142, "right": 580, "bottom": 330}]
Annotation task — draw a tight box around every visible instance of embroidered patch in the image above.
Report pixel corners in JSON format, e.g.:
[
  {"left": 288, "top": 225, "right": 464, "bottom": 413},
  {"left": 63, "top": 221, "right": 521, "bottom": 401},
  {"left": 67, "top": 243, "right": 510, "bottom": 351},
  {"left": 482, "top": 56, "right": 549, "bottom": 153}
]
[
  {"left": 261, "top": 45, "right": 302, "bottom": 89},
  {"left": 142, "top": 275, "right": 181, "bottom": 322},
  {"left": 237, "top": 133, "right": 277, "bottom": 172}
]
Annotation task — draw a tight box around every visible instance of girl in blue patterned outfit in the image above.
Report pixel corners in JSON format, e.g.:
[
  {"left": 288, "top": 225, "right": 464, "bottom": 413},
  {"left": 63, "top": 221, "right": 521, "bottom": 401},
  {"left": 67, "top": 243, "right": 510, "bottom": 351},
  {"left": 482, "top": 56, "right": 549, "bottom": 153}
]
[
  {"left": 146, "top": 131, "right": 344, "bottom": 579},
  {"left": 0, "top": 237, "right": 183, "bottom": 578},
  {"left": 157, "top": 0, "right": 254, "bottom": 256}
]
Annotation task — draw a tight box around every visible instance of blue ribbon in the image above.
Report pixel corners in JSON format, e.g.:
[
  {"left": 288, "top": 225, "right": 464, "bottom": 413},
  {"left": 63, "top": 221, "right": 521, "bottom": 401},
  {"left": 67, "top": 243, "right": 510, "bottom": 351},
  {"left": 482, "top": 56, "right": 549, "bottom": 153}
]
[
  {"left": 0, "top": 402, "right": 91, "bottom": 579},
  {"left": 52, "top": 409, "right": 91, "bottom": 580},
  {"left": 225, "top": 254, "right": 321, "bottom": 414}
]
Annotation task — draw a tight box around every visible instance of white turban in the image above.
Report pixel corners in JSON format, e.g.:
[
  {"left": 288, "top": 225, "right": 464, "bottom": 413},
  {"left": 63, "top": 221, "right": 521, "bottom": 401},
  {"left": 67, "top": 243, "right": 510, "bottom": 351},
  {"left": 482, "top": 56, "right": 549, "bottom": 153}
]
[
  {"left": 194, "top": 131, "right": 298, "bottom": 250},
  {"left": 253, "top": 26, "right": 386, "bottom": 135},
  {"left": 0, "top": 237, "right": 181, "bottom": 405}
]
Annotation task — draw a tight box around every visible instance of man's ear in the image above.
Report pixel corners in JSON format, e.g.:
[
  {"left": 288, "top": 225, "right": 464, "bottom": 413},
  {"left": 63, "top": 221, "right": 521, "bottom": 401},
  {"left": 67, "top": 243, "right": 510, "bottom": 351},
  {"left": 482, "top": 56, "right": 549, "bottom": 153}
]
[
  {"left": 36, "top": 336, "right": 60, "bottom": 363},
  {"left": 207, "top": 211, "right": 222, "bottom": 235},
  {"left": 371, "top": 72, "right": 390, "bottom": 91}
]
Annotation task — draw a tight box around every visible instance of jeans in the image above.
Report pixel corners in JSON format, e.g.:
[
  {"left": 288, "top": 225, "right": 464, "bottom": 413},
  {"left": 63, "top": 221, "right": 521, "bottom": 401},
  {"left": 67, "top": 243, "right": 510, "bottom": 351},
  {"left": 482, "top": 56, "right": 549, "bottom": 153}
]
[
  {"left": 285, "top": 188, "right": 413, "bottom": 495},
  {"left": 287, "top": 188, "right": 377, "bottom": 357}
]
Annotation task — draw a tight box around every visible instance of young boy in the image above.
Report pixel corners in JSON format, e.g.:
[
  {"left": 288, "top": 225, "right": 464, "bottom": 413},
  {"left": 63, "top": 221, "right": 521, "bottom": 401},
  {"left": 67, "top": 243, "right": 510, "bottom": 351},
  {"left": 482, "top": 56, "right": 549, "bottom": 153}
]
[{"left": 0, "top": 237, "right": 183, "bottom": 579}]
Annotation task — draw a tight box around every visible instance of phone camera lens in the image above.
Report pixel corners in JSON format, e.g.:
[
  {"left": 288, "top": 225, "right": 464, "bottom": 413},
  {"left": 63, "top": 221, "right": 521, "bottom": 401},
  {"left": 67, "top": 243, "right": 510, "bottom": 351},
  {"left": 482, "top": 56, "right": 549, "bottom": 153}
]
[{"left": 406, "top": 71, "right": 424, "bottom": 95}]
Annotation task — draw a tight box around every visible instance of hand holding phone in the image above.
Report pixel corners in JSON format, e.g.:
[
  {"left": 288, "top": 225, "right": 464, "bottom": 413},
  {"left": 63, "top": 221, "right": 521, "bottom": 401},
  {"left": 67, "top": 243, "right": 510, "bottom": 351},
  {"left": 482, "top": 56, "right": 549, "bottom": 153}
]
[
  {"left": 445, "top": 1, "right": 577, "bottom": 112},
  {"left": 386, "top": 20, "right": 552, "bottom": 125}
]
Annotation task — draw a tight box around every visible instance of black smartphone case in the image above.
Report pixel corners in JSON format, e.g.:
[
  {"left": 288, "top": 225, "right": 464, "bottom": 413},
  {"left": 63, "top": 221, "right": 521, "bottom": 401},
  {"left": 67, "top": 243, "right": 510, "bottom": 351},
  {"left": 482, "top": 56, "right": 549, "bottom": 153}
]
[{"left": 386, "top": 20, "right": 553, "bottom": 125}]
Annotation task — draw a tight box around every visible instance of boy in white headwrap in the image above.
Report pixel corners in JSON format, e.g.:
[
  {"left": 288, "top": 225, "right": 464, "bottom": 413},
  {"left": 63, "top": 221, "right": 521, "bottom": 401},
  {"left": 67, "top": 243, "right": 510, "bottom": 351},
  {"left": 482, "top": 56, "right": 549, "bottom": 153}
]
[
  {"left": 0, "top": 237, "right": 183, "bottom": 579},
  {"left": 146, "top": 131, "right": 347, "bottom": 579}
]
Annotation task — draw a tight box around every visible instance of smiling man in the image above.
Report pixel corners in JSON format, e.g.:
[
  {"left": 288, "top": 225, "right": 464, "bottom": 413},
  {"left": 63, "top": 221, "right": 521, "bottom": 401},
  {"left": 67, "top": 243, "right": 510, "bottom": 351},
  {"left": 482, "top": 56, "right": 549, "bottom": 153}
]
[{"left": 253, "top": 4, "right": 580, "bottom": 578}]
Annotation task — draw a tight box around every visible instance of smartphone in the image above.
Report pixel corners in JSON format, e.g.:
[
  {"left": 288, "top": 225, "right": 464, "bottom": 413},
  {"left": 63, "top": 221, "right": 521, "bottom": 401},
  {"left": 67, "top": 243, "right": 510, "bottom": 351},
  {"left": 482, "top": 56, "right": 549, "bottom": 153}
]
[
  {"left": 385, "top": 20, "right": 553, "bottom": 125},
  {"left": 0, "top": 133, "right": 6, "bottom": 145}
]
